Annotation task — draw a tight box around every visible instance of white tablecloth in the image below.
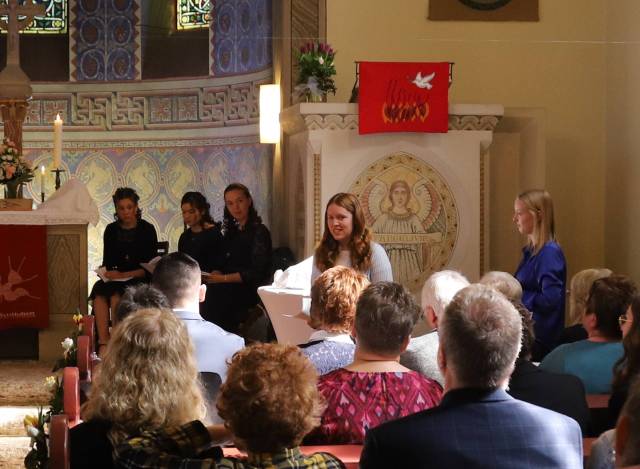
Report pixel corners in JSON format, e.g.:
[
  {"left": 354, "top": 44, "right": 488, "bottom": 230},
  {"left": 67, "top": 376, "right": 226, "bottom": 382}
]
[{"left": 258, "top": 286, "right": 315, "bottom": 345}]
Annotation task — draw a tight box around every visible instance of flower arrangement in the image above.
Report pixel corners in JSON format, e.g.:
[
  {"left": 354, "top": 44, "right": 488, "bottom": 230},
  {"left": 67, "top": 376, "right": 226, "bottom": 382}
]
[
  {"left": 295, "top": 41, "right": 337, "bottom": 101},
  {"left": 0, "top": 138, "right": 34, "bottom": 198},
  {"left": 52, "top": 310, "right": 84, "bottom": 372}
]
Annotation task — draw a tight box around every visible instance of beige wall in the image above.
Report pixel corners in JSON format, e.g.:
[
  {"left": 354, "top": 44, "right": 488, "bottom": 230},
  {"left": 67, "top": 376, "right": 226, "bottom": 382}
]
[
  {"left": 605, "top": 2, "right": 640, "bottom": 281},
  {"left": 326, "top": 0, "right": 607, "bottom": 278}
]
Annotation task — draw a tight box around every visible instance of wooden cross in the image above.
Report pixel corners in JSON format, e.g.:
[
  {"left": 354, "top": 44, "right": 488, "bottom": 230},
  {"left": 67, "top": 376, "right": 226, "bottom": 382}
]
[{"left": 0, "top": 0, "right": 45, "bottom": 66}]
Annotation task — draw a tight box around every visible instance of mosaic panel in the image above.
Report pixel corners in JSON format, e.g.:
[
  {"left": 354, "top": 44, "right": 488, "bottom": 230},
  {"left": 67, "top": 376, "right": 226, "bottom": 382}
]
[
  {"left": 349, "top": 152, "right": 459, "bottom": 294},
  {"left": 70, "top": 0, "right": 140, "bottom": 81},
  {"left": 23, "top": 142, "right": 273, "bottom": 291},
  {"left": 211, "top": 0, "right": 272, "bottom": 76}
]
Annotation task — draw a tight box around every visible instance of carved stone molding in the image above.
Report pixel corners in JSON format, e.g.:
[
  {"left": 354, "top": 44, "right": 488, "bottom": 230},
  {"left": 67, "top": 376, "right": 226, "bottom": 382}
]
[
  {"left": 281, "top": 103, "right": 504, "bottom": 135},
  {"left": 448, "top": 115, "right": 502, "bottom": 131},
  {"left": 1, "top": 69, "right": 273, "bottom": 132}
]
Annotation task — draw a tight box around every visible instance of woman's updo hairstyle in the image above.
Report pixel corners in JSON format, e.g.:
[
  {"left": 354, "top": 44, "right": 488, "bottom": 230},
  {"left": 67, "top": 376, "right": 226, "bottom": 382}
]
[{"left": 112, "top": 187, "right": 142, "bottom": 220}]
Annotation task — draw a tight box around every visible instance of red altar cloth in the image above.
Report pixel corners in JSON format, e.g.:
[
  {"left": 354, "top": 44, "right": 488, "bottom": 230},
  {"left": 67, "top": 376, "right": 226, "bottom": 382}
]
[{"left": 0, "top": 225, "right": 49, "bottom": 330}]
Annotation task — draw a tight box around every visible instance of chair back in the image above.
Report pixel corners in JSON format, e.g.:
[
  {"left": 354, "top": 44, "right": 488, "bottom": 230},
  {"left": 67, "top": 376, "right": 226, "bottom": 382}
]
[
  {"left": 199, "top": 371, "right": 222, "bottom": 423},
  {"left": 49, "top": 414, "right": 70, "bottom": 469},
  {"left": 156, "top": 241, "right": 170, "bottom": 256},
  {"left": 63, "top": 367, "right": 81, "bottom": 427}
]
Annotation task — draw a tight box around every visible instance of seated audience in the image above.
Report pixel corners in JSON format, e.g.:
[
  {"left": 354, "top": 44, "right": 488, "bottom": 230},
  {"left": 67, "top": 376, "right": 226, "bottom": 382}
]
[
  {"left": 479, "top": 271, "right": 591, "bottom": 434},
  {"left": 610, "top": 291, "right": 640, "bottom": 423},
  {"left": 509, "top": 301, "right": 591, "bottom": 435},
  {"left": 308, "top": 281, "right": 443, "bottom": 444},
  {"left": 560, "top": 268, "right": 612, "bottom": 345},
  {"left": 115, "top": 343, "right": 345, "bottom": 468},
  {"left": 360, "top": 284, "right": 583, "bottom": 469},
  {"left": 70, "top": 308, "right": 206, "bottom": 469},
  {"left": 588, "top": 377, "right": 640, "bottom": 469},
  {"left": 541, "top": 275, "right": 636, "bottom": 393},
  {"left": 616, "top": 378, "right": 640, "bottom": 468},
  {"left": 300, "top": 266, "right": 369, "bottom": 375},
  {"left": 115, "top": 284, "right": 169, "bottom": 322},
  {"left": 152, "top": 252, "right": 244, "bottom": 382},
  {"left": 400, "top": 270, "right": 469, "bottom": 385}
]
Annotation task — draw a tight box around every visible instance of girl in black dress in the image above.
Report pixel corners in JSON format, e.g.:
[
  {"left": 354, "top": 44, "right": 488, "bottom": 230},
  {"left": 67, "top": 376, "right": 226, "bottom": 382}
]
[
  {"left": 178, "top": 191, "right": 222, "bottom": 273},
  {"left": 91, "top": 188, "right": 157, "bottom": 355},
  {"left": 203, "top": 183, "right": 271, "bottom": 334}
]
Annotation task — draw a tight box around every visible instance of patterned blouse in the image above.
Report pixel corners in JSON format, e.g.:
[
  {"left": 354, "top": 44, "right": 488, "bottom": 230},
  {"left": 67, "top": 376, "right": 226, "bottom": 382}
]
[{"left": 308, "top": 369, "right": 443, "bottom": 444}]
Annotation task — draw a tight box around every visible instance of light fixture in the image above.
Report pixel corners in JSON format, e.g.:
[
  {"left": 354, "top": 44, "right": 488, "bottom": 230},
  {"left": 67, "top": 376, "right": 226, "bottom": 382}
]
[{"left": 259, "top": 84, "right": 281, "bottom": 144}]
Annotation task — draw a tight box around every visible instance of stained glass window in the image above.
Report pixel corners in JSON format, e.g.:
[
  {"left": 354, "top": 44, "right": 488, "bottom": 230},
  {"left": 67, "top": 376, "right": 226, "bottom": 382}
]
[
  {"left": 177, "top": 0, "right": 211, "bottom": 30},
  {"left": 0, "top": 0, "right": 67, "bottom": 34}
]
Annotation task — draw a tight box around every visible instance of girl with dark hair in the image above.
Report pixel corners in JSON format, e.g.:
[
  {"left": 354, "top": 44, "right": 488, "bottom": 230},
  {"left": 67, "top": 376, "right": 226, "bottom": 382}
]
[
  {"left": 610, "top": 292, "right": 640, "bottom": 423},
  {"left": 312, "top": 192, "right": 392, "bottom": 285},
  {"left": 178, "top": 191, "right": 222, "bottom": 274},
  {"left": 90, "top": 187, "right": 157, "bottom": 355},
  {"left": 203, "top": 183, "right": 272, "bottom": 334}
]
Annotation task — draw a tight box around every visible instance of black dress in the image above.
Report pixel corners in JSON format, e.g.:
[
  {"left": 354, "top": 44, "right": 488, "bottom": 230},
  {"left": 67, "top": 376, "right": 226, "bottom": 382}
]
[
  {"left": 204, "top": 222, "right": 272, "bottom": 333},
  {"left": 89, "top": 219, "right": 158, "bottom": 299},
  {"left": 177, "top": 225, "right": 223, "bottom": 273}
]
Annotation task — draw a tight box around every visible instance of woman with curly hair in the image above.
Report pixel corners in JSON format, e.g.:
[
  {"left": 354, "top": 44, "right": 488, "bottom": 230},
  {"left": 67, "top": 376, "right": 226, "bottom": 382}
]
[
  {"left": 312, "top": 192, "right": 392, "bottom": 285},
  {"left": 90, "top": 187, "right": 158, "bottom": 355},
  {"left": 300, "top": 266, "right": 369, "bottom": 375},
  {"left": 114, "top": 343, "right": 346, "bottom": 469},
  {"left": 70, "top": 308, "right": 205, "bottom": 469},
  {"left": 610, "top": 292, "right": 640, "bottom": 422},
  {"left": 203, "top": 183, "right": 272, "bottom": 334}
]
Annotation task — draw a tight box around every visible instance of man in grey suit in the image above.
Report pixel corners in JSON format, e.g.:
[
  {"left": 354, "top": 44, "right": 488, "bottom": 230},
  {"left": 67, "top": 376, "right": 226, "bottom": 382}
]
[
  {"left": 361, "top": 284, "right": 583, "bottom": 469},
  {"left": 152, "top": 252, "right": 244, "bottom": 382},
  {"left": 400, "top": 270, "right": 469, "bottom": 385}
]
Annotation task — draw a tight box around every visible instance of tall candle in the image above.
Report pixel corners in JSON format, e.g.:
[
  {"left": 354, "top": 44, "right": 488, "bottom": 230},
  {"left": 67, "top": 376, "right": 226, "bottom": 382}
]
[
  {"left": 40, "top": 165, "right": 45, "bottom": 195},
  {"left": 53, "top": 114, "right": 63, "bottom": 169}
]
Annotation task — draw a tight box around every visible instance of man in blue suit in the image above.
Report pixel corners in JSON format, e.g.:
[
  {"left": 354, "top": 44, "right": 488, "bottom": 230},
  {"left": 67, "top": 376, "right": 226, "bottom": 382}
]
[{"left": 360, "top": 284, "right": 583, "bottom": 469}]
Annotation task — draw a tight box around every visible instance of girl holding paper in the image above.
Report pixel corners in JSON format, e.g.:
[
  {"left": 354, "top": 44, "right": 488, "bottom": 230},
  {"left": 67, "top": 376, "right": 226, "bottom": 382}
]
[{"left": 90, "top": 187, "right": 158, "bottom": 355}]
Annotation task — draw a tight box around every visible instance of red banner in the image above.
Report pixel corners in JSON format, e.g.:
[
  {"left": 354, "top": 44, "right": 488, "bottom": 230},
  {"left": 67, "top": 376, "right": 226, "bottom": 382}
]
[
  {"left": 359, "top": 61, "right": 449, "bottom": 134},
  {"left": 0, "top": 225, "right": 49, "bottom": 330}
]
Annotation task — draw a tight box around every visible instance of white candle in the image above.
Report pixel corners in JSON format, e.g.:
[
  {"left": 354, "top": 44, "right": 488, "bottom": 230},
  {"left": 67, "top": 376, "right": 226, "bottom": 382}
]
[
  {"left": 40, "top": 165, "right": 45, "bottom": 194},
  {"left": 53, "top": 114, "right": 63, "bottom": 169}
]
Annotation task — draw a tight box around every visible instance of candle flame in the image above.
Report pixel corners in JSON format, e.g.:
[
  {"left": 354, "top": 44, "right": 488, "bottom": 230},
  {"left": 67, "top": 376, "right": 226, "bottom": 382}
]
[
  {"left": 40, "top": 165, "right": 45, "bottom": 174},
  {"left": 55, "top": 113, "right": 62, "bottom": 122}
]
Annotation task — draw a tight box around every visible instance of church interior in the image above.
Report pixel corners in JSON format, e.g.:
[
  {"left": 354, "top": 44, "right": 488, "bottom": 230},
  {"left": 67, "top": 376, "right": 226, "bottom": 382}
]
[{"left": 1, "top": 0, "right": 639, "bottom": 466}]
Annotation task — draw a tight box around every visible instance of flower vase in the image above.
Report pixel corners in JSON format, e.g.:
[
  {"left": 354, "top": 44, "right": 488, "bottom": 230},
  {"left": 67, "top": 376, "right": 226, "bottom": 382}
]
[
  {"left": 4, "top": 180, "right": 22, "bottom": 199},
  {"left": 308, "top": 93, "right": 328, "bottom": 103},
  {"left": 1, "top": 180, "right": 32, "bottom": 211}
]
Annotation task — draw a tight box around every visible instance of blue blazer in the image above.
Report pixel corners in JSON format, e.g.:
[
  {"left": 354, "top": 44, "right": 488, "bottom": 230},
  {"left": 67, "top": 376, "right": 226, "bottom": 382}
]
[
  {"left": 515, "top": 241, "right": 567, "bottom": 347},
  {"left": 360, "top": 388, "right": 582, "bottom": 469}
]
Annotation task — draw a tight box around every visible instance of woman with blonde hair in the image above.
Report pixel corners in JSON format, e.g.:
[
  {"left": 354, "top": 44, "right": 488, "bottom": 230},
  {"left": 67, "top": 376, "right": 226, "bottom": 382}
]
[
  {"left": 559, "top": 268, "right": 612, "bottom": 345},
  {"left": 513, "top": 189, "right": 567, "bottom": 359},
  {"left": 70, "top": 308, "right": 205, "bottom": 468},
  {"left": 114, "top": 343, "right": 345, "bottom": 468},
  {"left": 312, "top": 192, "right": 392, "bottom": 284}
]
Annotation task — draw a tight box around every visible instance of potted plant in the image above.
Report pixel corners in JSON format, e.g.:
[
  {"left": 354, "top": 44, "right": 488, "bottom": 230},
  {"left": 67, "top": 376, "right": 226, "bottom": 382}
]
[
  {"left": 0, "top": 138, "right": 34, "bottom": 210},
  {"left": 295, "top": 41, "right": 337, "bottom": 102}
]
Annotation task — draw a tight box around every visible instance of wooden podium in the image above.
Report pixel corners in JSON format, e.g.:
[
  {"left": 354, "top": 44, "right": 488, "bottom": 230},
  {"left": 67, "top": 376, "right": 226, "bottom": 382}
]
[{"left": 0, "top": 212, "right": 88, "bottom": 361}]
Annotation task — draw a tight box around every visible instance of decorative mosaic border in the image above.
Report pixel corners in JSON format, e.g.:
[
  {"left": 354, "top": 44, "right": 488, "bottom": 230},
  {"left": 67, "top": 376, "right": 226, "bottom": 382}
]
[{"left": 19, "top": 70, "right": 272, "bottom": 131}]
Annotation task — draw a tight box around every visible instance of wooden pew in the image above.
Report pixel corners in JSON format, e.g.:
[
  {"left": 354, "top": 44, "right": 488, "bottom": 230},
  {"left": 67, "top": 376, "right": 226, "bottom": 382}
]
[
  {"left": 586, "top": 394, "right": 612, "bottom": 436},
  {"left": 63, "top": 367, "right": 81, "bottom": 428},
  {"left": 49, "top": 414, "right": 70, "bottom": 469}
]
